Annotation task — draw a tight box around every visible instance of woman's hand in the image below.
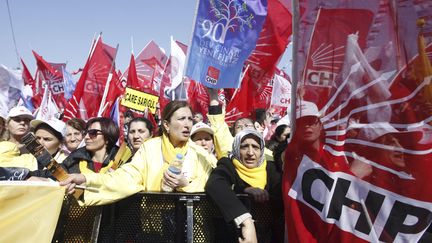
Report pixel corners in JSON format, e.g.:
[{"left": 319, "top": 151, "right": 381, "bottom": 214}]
[
  {"left": 163, "top": 170, "right": 189, "bottom": 189},
  {"left": 59, "top": 174, "right": 87, "bottom": 195},
  {"left": 206, "top": 87, "right": 220, "bottom": 106},
  {"left": 244, "top": 187, "right": 269, "bottom": 203},
  {"left": 239, "top": 218, "right": 257, "bottom": 243}
]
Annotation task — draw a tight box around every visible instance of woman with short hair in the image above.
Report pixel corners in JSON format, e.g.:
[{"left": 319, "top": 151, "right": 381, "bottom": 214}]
[
  {"left": 62, "top": 117, "right": 119, "bottom": 174},
  {"left": 64, "top": 118, "right": 86, "bottom": 154}
]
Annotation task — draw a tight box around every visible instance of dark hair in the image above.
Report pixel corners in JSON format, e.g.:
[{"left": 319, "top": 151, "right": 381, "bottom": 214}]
[
  {"left": 34, "top": 123, "right": 63, "bottom": 142},
  {"left": 86, "top": 117, "right": 119, "bottom": 151},
  {"left": 128, "top": 117, "right": 154, "bottom": 136},
  {"left": 66, "top": 118, "right": 86, "bottom": 132},
  {"left": 125, "top": 110, "right": 135, "bottom": 119},
  {"left": 274, "top": 124, "right": 289, "bottom": 140},
  {"left": 161, "top": 101, "right": 192, "bottom": 135},
  {"left": 254, "top": 108, "right": 267, "bottom": 125}
]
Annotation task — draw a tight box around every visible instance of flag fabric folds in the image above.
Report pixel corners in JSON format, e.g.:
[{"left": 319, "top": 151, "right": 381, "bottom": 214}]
[
  {"left": 0, "top": 65, "right": 23, "bottom": 118},
  {"left": 63, "top": 36, "right": 116, "bottom": 121},
  {"left": 33, "top": 51, "right": 66, "bottom": 110},
  {"left": 185, "top": 0, "right": 268, "bottom": 88},
  {"left": 0, "top": 181, "right": 64, "bottom": 243},
  {"left": 284, "top": 1, "right": 432, "bottom": 242}
]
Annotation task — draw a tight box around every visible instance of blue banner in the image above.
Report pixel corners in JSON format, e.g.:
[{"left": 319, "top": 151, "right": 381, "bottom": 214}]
[{"left": 185, "top": 0, "right": 267, "bottom": 88}]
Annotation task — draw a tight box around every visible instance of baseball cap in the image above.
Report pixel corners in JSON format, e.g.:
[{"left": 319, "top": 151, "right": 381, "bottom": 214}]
[
  {"left": 296, "top": 101, "right": 320, "bottom": 118},
  {"left": 7, "top": 106, "right": 34, "bottom": 121},
  {"left": 31, "top": 117, "right": 66, "bottom": 137},
  {"left": 190, "top": 122, "right": 214, "bottom": 137},
  {"left": 357, "top": 122, "right": 398, "bottom": 142}
]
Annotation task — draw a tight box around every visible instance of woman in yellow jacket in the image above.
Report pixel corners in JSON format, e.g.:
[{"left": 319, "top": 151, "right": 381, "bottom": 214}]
[
  {"left": 0, "top": 106, "right": 37, "bottom": 170},
  {"left": 61, "top": 101, "right": 217, "bottom": 206}
]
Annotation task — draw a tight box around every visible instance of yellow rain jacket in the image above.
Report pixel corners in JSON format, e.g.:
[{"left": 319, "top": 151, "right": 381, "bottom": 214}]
[
  {"left": 0, "top": 141, "right": 37, "bottom": 170},
  {"left": 81, "top": 136, "right": 217, "bottom": 206}
]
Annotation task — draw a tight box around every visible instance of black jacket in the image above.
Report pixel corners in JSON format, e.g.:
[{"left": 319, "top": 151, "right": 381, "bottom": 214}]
[
  {"left": 62, "top": 146, "right": 119, "bottom": 173},
  {"left": 205, "top": 157, "right": 282, "bottom": 223}
]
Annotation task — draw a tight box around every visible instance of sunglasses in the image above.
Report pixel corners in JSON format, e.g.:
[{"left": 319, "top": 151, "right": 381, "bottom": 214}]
[
  {"left": 83, "top": 129, "right": 103, "bottom": 139},
  {"left": 11, "top": 117, "right": 32, "bottom": 123}
]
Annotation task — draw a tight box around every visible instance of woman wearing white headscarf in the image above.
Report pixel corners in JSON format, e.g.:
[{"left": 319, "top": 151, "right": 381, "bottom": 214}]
[{"left": 205, "top": 129, "right": 282, "bottom": 243}]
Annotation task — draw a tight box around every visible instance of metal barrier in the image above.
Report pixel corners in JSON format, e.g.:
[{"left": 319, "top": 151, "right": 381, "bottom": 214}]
[{"left": 52, "top": 192, "right": 284, "bottom": 243}]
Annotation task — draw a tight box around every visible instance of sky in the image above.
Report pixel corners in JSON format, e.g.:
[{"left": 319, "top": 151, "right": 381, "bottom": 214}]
[{"left": 1, "top": 0, "right": 291, "bottom": 75}]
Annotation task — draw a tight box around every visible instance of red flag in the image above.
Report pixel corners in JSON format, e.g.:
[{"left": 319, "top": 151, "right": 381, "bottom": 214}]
[
  {"left": 32, "top": 51, "right": 66, "bottom": 109},
  {"left": 284, "top": 1, "right": 432, "bottom": 242},
  {"left": 100, "top": 71, "right": 124, "bottom": 118},
  {"left": 300, "top": 8, "right": 374, "bottom": 110},
  {"left": 126, "top": 53, "right": 140, "bottom": 90},
  {"left": 21, "top": 59, "right": 40, "bottom": 108},
  {"left": 187, "top": 80, "right": 209, "bottom": 117},
  {"left": 123, "top": 40, "right": 167, "bottom": 94},
  {"left": 63, "top": 36, "right": 116, "bottom": 121},
  {"left": 225, "top": 67, "right": 274, "bottom": 125}
]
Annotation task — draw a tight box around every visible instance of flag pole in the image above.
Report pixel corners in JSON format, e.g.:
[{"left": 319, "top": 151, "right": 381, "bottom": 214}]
[
  {"left": 289, "top": 0, "right": 300, "bottom": 141},
  {"left": 179, "top": 0, "right": 200, "bottom": 100},
  {"left": 97, "top": 43, "right": 120, "bottom": 117}
]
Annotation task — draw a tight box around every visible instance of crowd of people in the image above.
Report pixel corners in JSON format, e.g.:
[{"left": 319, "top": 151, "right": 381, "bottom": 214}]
[{"left": 0, "top": 88, "right": 296, "bottom": 243}]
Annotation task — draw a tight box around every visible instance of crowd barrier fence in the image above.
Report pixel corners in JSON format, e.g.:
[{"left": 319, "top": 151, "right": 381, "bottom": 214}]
[{"left": 52, "top": 192, "right": 284, "bottom": 243}]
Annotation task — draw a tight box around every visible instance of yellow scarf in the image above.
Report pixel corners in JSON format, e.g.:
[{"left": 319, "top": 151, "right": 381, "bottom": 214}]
[
  {"left": 161, "top": 133, "right": 188, "bottom": 164},
  {"left": 232, "top": 158, "right": 267, "bottom": 189},
  {"left": 79, "top": 160, "right": 114, "bottom": 175}
]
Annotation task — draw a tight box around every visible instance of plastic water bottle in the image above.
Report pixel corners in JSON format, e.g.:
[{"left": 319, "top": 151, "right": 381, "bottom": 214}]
[{"left": 161, "top": 153, "right": 184, "bottom": 192}]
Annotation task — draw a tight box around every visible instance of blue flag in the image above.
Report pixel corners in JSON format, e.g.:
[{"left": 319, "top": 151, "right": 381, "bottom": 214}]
[
  {"left": 185, "top": 0, "right": 267, "bottom": 88},
  {"left": 62, "top": 67, "right": 76, "bottom": 100}
]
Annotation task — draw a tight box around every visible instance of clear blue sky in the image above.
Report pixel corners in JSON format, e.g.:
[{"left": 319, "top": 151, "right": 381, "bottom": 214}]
[{"left": 1, "top": 0, "right": 291, "bottom": 74}]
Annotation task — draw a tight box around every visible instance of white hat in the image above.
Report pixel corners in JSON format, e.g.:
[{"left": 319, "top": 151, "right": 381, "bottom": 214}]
[
  {"left": 191, "top": 122, "right": 214, "bottom": 137},
  {"left": 296, "top": 101, "right": 320, "bottom": 118},
  {"left": 357, "top": 122, "right": 398, "bottom": 142},
  {"left": 31, "top": 117, "right": 66, "bottom": 137},
  {"left": 7, "top": 106, "right": 33, "bottom": 120},
  {"left": 277, "top": 114, "right": 291, "bottom": 127}
]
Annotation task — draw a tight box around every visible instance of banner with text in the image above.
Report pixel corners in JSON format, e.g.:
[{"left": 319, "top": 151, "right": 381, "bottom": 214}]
[
  {"left": 121, "top": 87, "right": 159, "bottom": 114},
  {"left": 185, "top": 0, "right": 268, "bottom": 88}
]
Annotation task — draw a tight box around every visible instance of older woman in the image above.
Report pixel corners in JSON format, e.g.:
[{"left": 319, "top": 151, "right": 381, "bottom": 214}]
[
  {"left": 61, "top": 101, "right": 217, "bottom": 206},
  {"left": 127, "top": 117, "right": 154, "bottom": 153},
  {"left": 205, "top": 129, "right": 282, "bottom": 243},
  {"left": 62, "top": 117, "right": 119, "bottom": 174},
  {"left": 64, "top": 118, "right": 86, "bottom": 154},
  {"left": 190, "top": 121, "right": 214, "bottom": 154}
]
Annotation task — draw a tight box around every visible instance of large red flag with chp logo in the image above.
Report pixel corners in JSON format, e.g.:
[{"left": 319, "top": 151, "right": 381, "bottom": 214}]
[
  {"left": 63, "top": 36, "right": 116, "bottom": 121},
  {"left": 300, "top": 8, "right": 374, "bottom": 110},
  {"left": 32, "top": 51, "right": 67, "bottom": 110},
  {"left": 283, "top": 1, "right": 432, "bottom": 242}
]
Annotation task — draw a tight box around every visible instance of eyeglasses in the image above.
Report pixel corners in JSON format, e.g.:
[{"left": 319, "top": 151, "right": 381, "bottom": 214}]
[
  {"left": 83, "top": 129, "right": 103, "bottom": 139},
  {"left": 235, "top": 124, "right": 255, "bottom": 130}
]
